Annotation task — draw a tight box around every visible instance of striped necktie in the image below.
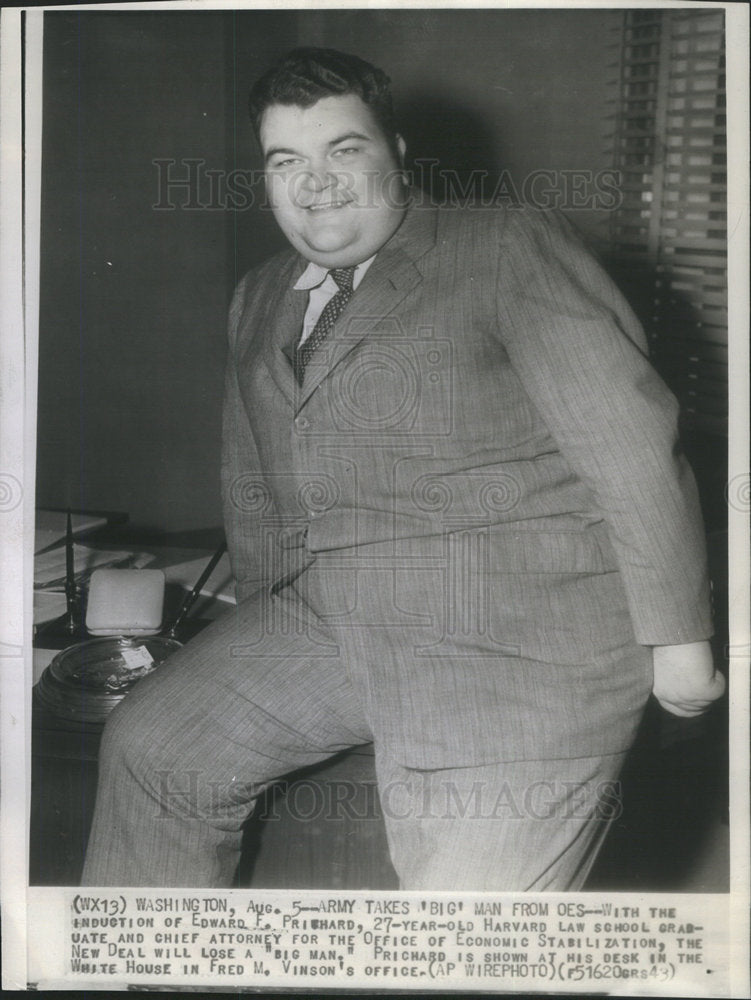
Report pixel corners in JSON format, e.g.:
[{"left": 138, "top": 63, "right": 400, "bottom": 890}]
[{"left": 294, "top": 266, "right": 356, "bottom": 385}]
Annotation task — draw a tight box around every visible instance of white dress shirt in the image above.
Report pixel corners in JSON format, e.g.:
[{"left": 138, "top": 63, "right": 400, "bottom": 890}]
[{"left": 294, "top": 257, "right": 375, "bottom": 347}]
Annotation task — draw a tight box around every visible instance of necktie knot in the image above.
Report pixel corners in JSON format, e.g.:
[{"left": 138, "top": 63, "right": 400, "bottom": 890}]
[{"left": 330, "top": 266, "right": 356, "bottom": 293}]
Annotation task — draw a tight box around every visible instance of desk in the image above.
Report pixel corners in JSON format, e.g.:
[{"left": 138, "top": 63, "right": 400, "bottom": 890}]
[{"left": 30, "top": 527, "right": 398, "bottom": 888}]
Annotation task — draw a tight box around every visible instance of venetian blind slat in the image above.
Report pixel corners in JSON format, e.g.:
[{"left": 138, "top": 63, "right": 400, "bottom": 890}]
[{"left": 609, "top": 8, "right": 727, "bottom": 434}]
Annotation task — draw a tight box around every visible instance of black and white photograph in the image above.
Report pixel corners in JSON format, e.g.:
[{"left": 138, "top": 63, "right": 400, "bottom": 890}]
[{"left": 1, "top": 1, "right": 748, "bottom": 993}]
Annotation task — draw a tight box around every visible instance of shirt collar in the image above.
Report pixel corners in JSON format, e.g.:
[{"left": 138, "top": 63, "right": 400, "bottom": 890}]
[
  {"left": 293, "top": 261, "right": 329, "bottom": 291},
  {"left": 293, "top": 255, "right": 376, "bottom": 291}
]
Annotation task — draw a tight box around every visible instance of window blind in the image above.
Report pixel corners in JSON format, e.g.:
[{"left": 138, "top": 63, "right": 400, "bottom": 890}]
[{"left": 609, "top": 9, "right": 727, "bottom": 435}]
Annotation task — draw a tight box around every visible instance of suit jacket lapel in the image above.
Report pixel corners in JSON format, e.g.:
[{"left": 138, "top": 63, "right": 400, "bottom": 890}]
[
  {"left": 296, "top": 201, "right": 438, "bottom": 413},
  {"left": 247, "top": 256, "right": 307, "bottom": 409}
]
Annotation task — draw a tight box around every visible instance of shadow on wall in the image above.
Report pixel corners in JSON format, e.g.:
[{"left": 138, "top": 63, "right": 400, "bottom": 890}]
[{"left": 400, "top": 93, "right": 509, "bottom": 200}]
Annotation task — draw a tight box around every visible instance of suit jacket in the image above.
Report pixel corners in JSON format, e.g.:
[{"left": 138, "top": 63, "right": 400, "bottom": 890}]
[{"left": 220, "top": 198, "right": 713, "bottom": 767}]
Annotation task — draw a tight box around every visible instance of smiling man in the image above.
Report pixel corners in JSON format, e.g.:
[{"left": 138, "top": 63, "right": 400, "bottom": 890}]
[
  {"left": 82, "top": 48, "right": 723, "bottom": 890},
  {"left": 261, "top": 92, "right": 407, "bottom": 266}
]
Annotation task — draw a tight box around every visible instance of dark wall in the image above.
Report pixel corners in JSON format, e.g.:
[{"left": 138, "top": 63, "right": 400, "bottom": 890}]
[
  {"left": 36, "top": 11, "right": 297, "bottom": 530},
  {"left": 294, "top": 9, "right": 622, "bottom": 242},
  {"left": 37, "top": 10, "right": 624, "bottom": 531},
  {"left": 227, "top": 8, "right": 624, "bottom": 269}
]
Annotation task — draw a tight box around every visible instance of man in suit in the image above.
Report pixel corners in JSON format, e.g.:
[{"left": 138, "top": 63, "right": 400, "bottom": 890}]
[{"left": 82, "top": 48, "right": 724, "bottom": 889}]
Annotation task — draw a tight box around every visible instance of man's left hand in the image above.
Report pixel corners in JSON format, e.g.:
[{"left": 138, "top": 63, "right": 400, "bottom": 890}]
[{"left": 652, "top": 640, "right": 726, "bottom": 717}]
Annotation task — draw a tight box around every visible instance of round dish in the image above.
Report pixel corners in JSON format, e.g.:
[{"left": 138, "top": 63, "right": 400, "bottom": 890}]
[{"left": 35, "top": 635, "right": 182, "bottom": 723}]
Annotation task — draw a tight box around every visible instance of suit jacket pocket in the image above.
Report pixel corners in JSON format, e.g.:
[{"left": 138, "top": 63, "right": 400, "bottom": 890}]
[
  {"left": 487, "top": 565, "right": 637, "bottom": 666},
  {"left": 484, "top": 521, "right": 619, "bottom": 575},
  {"left": 483, "top": 526, "right": 635, "bottom": 665}
]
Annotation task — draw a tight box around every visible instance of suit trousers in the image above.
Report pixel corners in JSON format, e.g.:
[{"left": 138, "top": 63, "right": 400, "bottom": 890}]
[{"left": 81, "top": 557, "right": 630, "bottom": 889}]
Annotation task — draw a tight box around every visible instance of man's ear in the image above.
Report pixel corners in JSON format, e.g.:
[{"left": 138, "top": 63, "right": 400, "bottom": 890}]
[{"left": 396, "top": 134, "right": 407, "bottom": 165}]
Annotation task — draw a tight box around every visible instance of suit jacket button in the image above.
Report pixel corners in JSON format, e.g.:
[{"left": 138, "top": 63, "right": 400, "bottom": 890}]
[{"left": 296, "top": 416, "right": 310, "bottom": 430}]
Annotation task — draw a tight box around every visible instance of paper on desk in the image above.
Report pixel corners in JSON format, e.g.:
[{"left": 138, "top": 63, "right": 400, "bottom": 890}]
[
  {"left": 162, "top": 551, "right": 236, "bottom": 604},
  {"left": 34, "top": 544, "right": 155, "bottom": 590},
  {"left": 34, "top": 510, "right": 107, "bottom": 554}
]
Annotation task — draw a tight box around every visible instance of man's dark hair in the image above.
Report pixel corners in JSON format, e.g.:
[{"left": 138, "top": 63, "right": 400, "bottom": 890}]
[{"left": 249, "top": 47, "right": 398, "bottom": 150}]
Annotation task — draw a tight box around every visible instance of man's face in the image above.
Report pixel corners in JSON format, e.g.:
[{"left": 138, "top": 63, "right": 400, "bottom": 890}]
[{"left": 260, "top": 93, "right": 408, "bottom": 268}]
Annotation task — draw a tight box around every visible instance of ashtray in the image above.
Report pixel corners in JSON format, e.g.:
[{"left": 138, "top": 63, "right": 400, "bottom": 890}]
[{"left": 35, "top": 635, "right": 182, "bottom": 723}]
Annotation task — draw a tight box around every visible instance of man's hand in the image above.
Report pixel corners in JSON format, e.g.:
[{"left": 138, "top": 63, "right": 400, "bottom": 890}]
[{"left": 652, "top": 640, "right": 726, "bottom": 717}]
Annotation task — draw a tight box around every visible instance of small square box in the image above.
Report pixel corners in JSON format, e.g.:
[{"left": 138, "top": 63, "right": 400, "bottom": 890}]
[{"left": 86, "top": 568, "right": 166, "bottom": 637}]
